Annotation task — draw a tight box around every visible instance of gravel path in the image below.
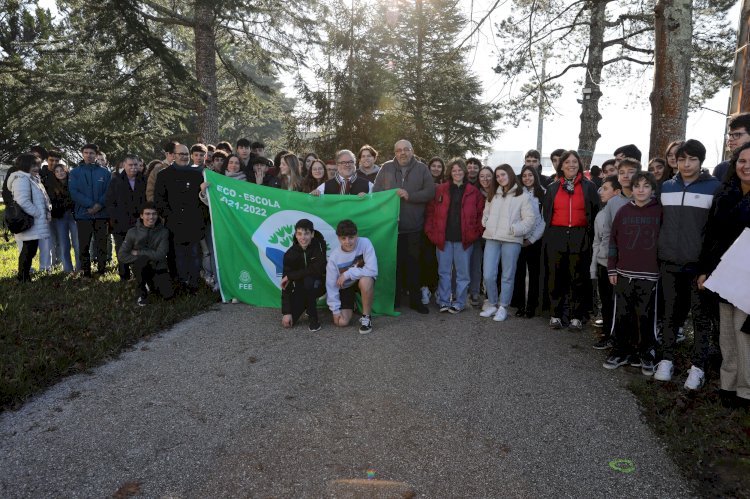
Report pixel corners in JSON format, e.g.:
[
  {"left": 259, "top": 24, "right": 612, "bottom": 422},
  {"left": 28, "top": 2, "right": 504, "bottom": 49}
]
[{"left": 0, "top": 304, "right": 694, "bottom": 498}]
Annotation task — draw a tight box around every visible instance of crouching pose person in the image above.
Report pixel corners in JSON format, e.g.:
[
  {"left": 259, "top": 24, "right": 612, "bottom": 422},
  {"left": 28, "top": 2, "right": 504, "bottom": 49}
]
[
  {"left": 281, "top": 219, "right": 327, "bottom": 332},
  {"left": 326, "top": 219, "right": 378, "bottom": 334},
  {"left": 117, "top": 202, "right": 174, "bottom": 306}
]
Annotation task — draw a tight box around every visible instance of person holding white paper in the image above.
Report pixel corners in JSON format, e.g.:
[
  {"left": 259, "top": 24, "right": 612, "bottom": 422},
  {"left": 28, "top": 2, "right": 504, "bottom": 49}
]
[{"left": 698, "top": 142, "right": 750, "bottom": 410}]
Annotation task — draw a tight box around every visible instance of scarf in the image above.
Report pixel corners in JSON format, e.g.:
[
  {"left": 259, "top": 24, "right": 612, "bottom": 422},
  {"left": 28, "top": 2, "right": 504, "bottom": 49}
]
[{"left": 335, "top": 172, "right": 358, "bottom": 194}]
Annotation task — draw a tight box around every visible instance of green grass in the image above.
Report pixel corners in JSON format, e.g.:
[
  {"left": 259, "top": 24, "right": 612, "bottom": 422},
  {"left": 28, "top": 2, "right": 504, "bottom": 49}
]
[
  {"left": 0, "top": 206, "right": 217, "bottom": 410},
  {"left": 626, "top": 328, "right": 750, "bottom": 498}
]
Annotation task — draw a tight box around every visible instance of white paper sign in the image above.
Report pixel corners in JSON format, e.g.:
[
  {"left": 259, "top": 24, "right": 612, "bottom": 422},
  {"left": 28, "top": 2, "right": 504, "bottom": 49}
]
[{"left": 704, "top": 227, "right": 750, "bottom": 315}]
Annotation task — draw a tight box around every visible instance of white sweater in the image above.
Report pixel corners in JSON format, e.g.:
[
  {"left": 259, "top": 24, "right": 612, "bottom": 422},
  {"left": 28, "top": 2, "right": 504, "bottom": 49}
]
[
  {"left": 326, "top": 236, "right": 378, "bottom": 313},
  {"left": 482, "top": 185, "right": 536, "bottom": 244}
]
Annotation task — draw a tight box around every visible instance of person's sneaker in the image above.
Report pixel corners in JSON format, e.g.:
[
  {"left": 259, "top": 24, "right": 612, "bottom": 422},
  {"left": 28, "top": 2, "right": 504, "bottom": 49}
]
[
  {"left": 231, "top": 298, "right": 239, "bottom": 304},
  {"left": 421, "top": 287, "right": 431, "bottom": 305},
  {"left": 410, "top": 303, "right": 429, "bottom": 314},
  {"left": 641, "top": 358, "right": 655, "bottom": 376},
  {"left": 568, "top": 319, "right": 583, "bottom": 331},
  {"left": 592, "top": 338, "right": 613, "bottom": 350},
  {"left": 603, "top": 354, "right": 629, "bottom": 369},
  {"left": 358, "top": 315, "right": 373, "bottom": 334},
  {"left": 654, "top": 360, "right": 674, "bottom": 382},
  {"left": 676, "top": 327, "right": 686, "bottom": 344},
  {"left": 309, "top": 322, "right": 322, "bottom": 332},
  {"left": 514, "top": 308, "right": 526, "bottom": 317},
  {"left": 684, "top": 365, "right": 705, "bottom": 390},
  {"left": 493, "top": 306, "right": 508, "bottom": 322},
  {"left": 549, "top": 317, "right": 562, "bottom": 329},
  {"left": 448, "top": 306, "right": 461, "bottom": 314},
  {"left": 439, "top": 305, "right": 451, "bottom": 313},
  {"left": 137, "top": 295, "right": 148, "bottom": 307},
  {"left": 594, "top": 318, "right": 604, "bottom": 328},
  {"left": 479, "top": 305, "right": 497, "bottom": 318},
  {"left": 628, "top": 354, "right": 642, "bottom": 368},
  {"left": 469, "top": 294, "right": 481, "bottom": 307}
]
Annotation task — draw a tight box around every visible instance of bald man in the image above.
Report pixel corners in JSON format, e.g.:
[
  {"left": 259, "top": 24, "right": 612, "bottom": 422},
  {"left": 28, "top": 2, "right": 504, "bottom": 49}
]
[{"left": 373, "top": 139, "right": 435, "bottom": 313}]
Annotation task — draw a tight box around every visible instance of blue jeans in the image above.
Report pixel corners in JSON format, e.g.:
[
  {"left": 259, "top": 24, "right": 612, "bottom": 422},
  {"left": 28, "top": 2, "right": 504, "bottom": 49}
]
[
  {"left": 483, "top": 239, "right": 521, "bottom": 307},
  {"left": 38, "top": 236, "right": 52, "bottom": 270},
  {"left": 174, "top": 240, "right": 201, "bottom": 288},
  {"left": 53, "top": 212, "right": 80, "bottom": 272},
  {"left": 469, "top": 239, "right": 483, "bottom": 296},
  {"left": 437, "top": 241, "right": 473, "bottom": 310}
]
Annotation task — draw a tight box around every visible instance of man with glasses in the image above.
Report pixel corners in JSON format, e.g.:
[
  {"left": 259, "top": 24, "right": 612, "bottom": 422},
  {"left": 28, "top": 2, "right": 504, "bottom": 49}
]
[
  {"left": 713, "top": 113, "right": 750, "bottom": 181},
  {"left": 154, "top": 143, "right": 206, "bottom": 293},
  {"left": 312, "top": 149, "right": 372, "bottom": 196},
  {"left": 373, "top": 139, "right": 435, "bottom": 313}
]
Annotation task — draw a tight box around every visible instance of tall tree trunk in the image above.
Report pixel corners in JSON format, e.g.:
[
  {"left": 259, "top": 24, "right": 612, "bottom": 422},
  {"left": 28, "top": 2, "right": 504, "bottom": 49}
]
[
  {"left": 649, "top": 0, "right": 692, "bottom": 160},
  {"left": 194, "top": 0, "right": 218, "bottom": 144},
  {"left": 414, "top": 0, "right": 425, "bottom": 151},
  {"left": 577, "top": 0, "right": 608, "bottom": 169}
]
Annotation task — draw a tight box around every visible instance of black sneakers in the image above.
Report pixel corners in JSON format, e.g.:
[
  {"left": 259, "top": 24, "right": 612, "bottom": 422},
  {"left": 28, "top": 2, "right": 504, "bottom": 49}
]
[
  {"left": 603, "top": 353, "right": 629, "bottom": 369},
  {"left": 359, "top": 315, "right": 373, "bottom": 334}
]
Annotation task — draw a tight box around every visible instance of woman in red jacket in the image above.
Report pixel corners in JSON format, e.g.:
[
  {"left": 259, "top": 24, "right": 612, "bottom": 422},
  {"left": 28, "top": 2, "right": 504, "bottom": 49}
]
[{"left": 425, "top": 159, "right": 485, "bottom": 313}]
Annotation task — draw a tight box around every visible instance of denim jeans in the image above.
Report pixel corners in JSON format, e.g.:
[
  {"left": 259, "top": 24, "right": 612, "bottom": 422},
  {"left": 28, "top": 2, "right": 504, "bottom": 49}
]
[
  {"left": 437, "top": 241, "right": 473, "bottom": 310},
  {"left": 469, "top": 239, "right": 483, "bottom": 296},
  {"left": 483, "top": 239, "right": 521, "bottom": 307},
  {"left": 174, "top": 240, "right": 201, "bottom": 289},
  {"left": 53, "top": 212, "right": 80, "bottom": 272},
  {"left": 38, "top": 236, "right": 52, "bottom": 270}
]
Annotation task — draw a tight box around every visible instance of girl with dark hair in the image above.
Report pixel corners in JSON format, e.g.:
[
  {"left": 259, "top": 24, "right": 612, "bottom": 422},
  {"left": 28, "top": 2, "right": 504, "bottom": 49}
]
[
  {"left": 468, "top": 166, "right": 496, "bottom": 306},
  {"left": 541, "top": 150, "right": 600, "bottom": 330},
  {"left": 428, "top": 157, "right": 445, "bottom": 184},
  {"left": 44, "top": 163, "right": 80, "bottom": 272},
  {"left": 648, "top": 157, "right": 673, "bottom": 184},
  {"left": 279, "top": 153, "right": 302, "bottom": 191},
  {"left": 697, "top": 141, "right": 750, "bottom": 409},
  {"left": 302, "top": 152, "right": 318, "bottom": 178},
  {"left": 510, "top": 165, "right": 546, "bottom": 317},
  {"left": 664, "top": 141, "right": 682, "bottom": 179},
  {"left": 424, "top": 159, "right": 485, "bottom": 313},
  {"left": 301, "top": 159, "right": 327, "bottom": 193},
  {"left": 6, "top": 153, "right": 51, "bottom": 281},
  {"left": 224, "top": 154, "right": 247, "bottom": 181},
  {"left": 479, "top": 164, "right": 536, "bottom": 321}
]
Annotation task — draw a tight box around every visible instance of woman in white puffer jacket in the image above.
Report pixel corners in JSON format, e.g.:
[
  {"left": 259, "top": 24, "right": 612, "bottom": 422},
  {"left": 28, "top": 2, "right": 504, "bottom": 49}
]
[
  {"left": 479, "top": 164, "right": 536, "bottom": 322},
  {"left": 7, "top": 153, "right": 51, "bottom": 282}
]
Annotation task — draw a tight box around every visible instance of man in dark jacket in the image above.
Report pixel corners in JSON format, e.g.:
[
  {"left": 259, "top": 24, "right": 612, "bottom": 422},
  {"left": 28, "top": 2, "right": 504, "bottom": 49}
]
[
  {"left": 118, "top": 202, "right": 173, "bottom": 306},
  {"left": 106, "top": 154, "right": 147, "bottom": 281},
  {"left": 373, "top": 139, "right": 435, "bottom": 313},
  {"left": 154, "top": 143, "right": 205, "bottom": 292},
  {"left": 312, "top": 149, "right": 371, "bottom": 196},
  {"left": 281, "top": 219, "right": 327, "bottom": 331},
  {"left": 69, "top": 143, "right": 111, "bottom": 277}
]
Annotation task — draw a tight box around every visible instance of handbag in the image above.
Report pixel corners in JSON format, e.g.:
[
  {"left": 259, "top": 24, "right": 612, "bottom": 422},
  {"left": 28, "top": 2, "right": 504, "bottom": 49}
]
[{"left": 4, "top": 176, "right": 35, "bottom": 234}]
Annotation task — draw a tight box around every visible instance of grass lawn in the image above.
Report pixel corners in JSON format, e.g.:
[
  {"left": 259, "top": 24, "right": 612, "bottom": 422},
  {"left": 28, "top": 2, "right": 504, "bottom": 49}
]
[{"left": 0, "top": 205, "right": 218, "bottom": 410}]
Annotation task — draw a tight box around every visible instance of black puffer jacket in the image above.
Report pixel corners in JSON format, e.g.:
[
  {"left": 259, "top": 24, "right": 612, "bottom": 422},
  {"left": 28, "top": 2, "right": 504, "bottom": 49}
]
[
  {"left": 43, "top": 174, "right": 75, "bottom": 219},
  {"left": 281, "top": 230, "right": 327, "bottom": 314},
  {"left": 105, "top": 170, "right": 147, "bottom": 234}
]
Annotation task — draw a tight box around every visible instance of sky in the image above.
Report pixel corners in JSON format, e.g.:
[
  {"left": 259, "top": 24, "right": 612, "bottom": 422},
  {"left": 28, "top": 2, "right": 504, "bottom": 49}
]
[
  {"left": 35, "top": 0, "right": 741, "bottom": 168},
  {"left": 457, "top": 0, "right": 741, "bottom": 168}
]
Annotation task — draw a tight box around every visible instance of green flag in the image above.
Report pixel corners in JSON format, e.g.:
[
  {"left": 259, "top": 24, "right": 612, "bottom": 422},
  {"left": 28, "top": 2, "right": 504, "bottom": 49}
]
[{"left": 205, "top": 170, "right": 399, "bottom": 315}]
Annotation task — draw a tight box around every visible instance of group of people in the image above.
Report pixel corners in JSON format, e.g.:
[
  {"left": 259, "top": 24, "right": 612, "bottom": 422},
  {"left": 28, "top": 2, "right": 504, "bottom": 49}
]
[{"left": 3, "top": 114, "right": 750, "bottom": 409}]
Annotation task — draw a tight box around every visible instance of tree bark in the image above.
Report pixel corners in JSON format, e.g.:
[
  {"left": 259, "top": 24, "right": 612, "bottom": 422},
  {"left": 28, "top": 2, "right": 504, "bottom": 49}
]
[
  {"left": 194, "top": 0, "right": 218, "bottom": 144},
  {"left": 649, "top": 0, "right": 692, "bottom": 161},
  {"left": 577, "top": 0, "right": 609, "bottom": 169}
]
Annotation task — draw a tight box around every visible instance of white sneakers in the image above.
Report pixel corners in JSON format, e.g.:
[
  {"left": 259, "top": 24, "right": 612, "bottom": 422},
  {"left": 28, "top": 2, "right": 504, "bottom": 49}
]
[
  {"left": 493, "top": 306, "right": 508, "bottom": 322},
  {"left": 684, "top": 365, "right": 705, "bottom": 390},
  {"left": 654, "top": 360, "right": 674, "bottom": 382},
  {"left": 653, "top": 360, "right": 705, "bottom": 390},
  {"left": 479, "top": 305, "right": 497, "bottom": 318}
]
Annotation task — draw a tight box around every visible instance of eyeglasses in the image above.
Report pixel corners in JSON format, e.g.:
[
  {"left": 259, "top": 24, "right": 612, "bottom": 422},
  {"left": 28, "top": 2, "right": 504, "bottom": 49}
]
[
  {"left": 337, "top": 160, "right": 355, "bottom": 166},
  {"left": 727, "top": 131, "right": 747, "bottom": 140},
  {"left": 176, "top": 153, "right": 189, "bottom": 157}
]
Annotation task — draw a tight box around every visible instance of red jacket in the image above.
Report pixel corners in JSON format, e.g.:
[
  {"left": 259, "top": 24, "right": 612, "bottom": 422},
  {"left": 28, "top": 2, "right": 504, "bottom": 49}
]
[{"left": 424, "top": 182, "right": 485, "bottom": 250}]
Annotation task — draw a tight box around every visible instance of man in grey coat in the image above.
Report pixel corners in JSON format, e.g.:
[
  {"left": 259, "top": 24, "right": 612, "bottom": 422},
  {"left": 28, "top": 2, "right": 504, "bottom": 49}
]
[{"left": 373, "top": 139, "right": 435, "bottom": 313}]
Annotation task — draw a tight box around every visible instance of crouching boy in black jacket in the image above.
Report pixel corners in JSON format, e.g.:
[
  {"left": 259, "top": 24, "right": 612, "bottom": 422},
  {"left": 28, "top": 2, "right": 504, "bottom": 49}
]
[
  {"left": 281, "top": 219, "right": 327, "bottom": 331},
  {"left": 117, "top": 202, "right": 174, "bottom": 306}
]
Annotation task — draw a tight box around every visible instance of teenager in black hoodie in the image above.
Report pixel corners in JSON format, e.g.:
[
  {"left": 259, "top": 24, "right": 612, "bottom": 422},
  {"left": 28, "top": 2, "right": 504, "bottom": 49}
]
[{"left": 281, "top": 219, "right": 327, "bottom": 331}]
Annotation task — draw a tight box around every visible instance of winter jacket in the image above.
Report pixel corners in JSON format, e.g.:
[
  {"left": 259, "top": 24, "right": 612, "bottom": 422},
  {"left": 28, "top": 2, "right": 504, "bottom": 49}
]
[
  {"left": 117, "top": 219, "right": 170, "bottom": 271},
  {"left": 542, "top": 176, "right": 600, "bottom": 236},
  {"left": 43, "top": 174, "right": 75, "bottom": 219},
  {"left": 590, "top": 194, "right": 630, "bottom": 276},
  {"left": 424, "top": 181, "right": 484, "bottom": 250},
  {"left": 523, "top": 187, "right": 546, "bottom": 244},
  {"left": 482, "top": 185, "right": 536, "bottom": 244},
  {"left": 608, "top": 198, "right": 663, "bottom": 280},
  {"left": 7, "top": 171, "right": 51, "bottom": 242},
  {"left": 153, "top": 164, "right": 206, "bottom": 243},
  {"left": 358, "top": 165, "right": 380, "bottom": 184},
  {"left": 281, "top": 230, "right": 327, "bottom": 315},
  {"left": 699, "top": 178, "right": 750, "bottom": 276},
  {"left": 145, "top": 162, "right": 169, "bottom": 202},
  {"left": 68, "top": 162, "right": 111, "bottom": 220},
  {"left": 373, "top": 156, "right": 435, "bottom": 233},
  {"left": 713, "top": 160, "right": 729, "bottom": 182},
  {"left": 658, "top": 171, "right": 720, "bottom": 269},
  {"left": 105, "top": 170, "right": 147, "bottom": 234}
]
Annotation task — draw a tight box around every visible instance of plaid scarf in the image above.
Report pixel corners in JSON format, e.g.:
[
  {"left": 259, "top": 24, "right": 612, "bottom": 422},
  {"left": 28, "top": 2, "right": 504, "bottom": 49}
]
[{"left": 335, "top": 172, "right": 358, "bottom": 194}]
